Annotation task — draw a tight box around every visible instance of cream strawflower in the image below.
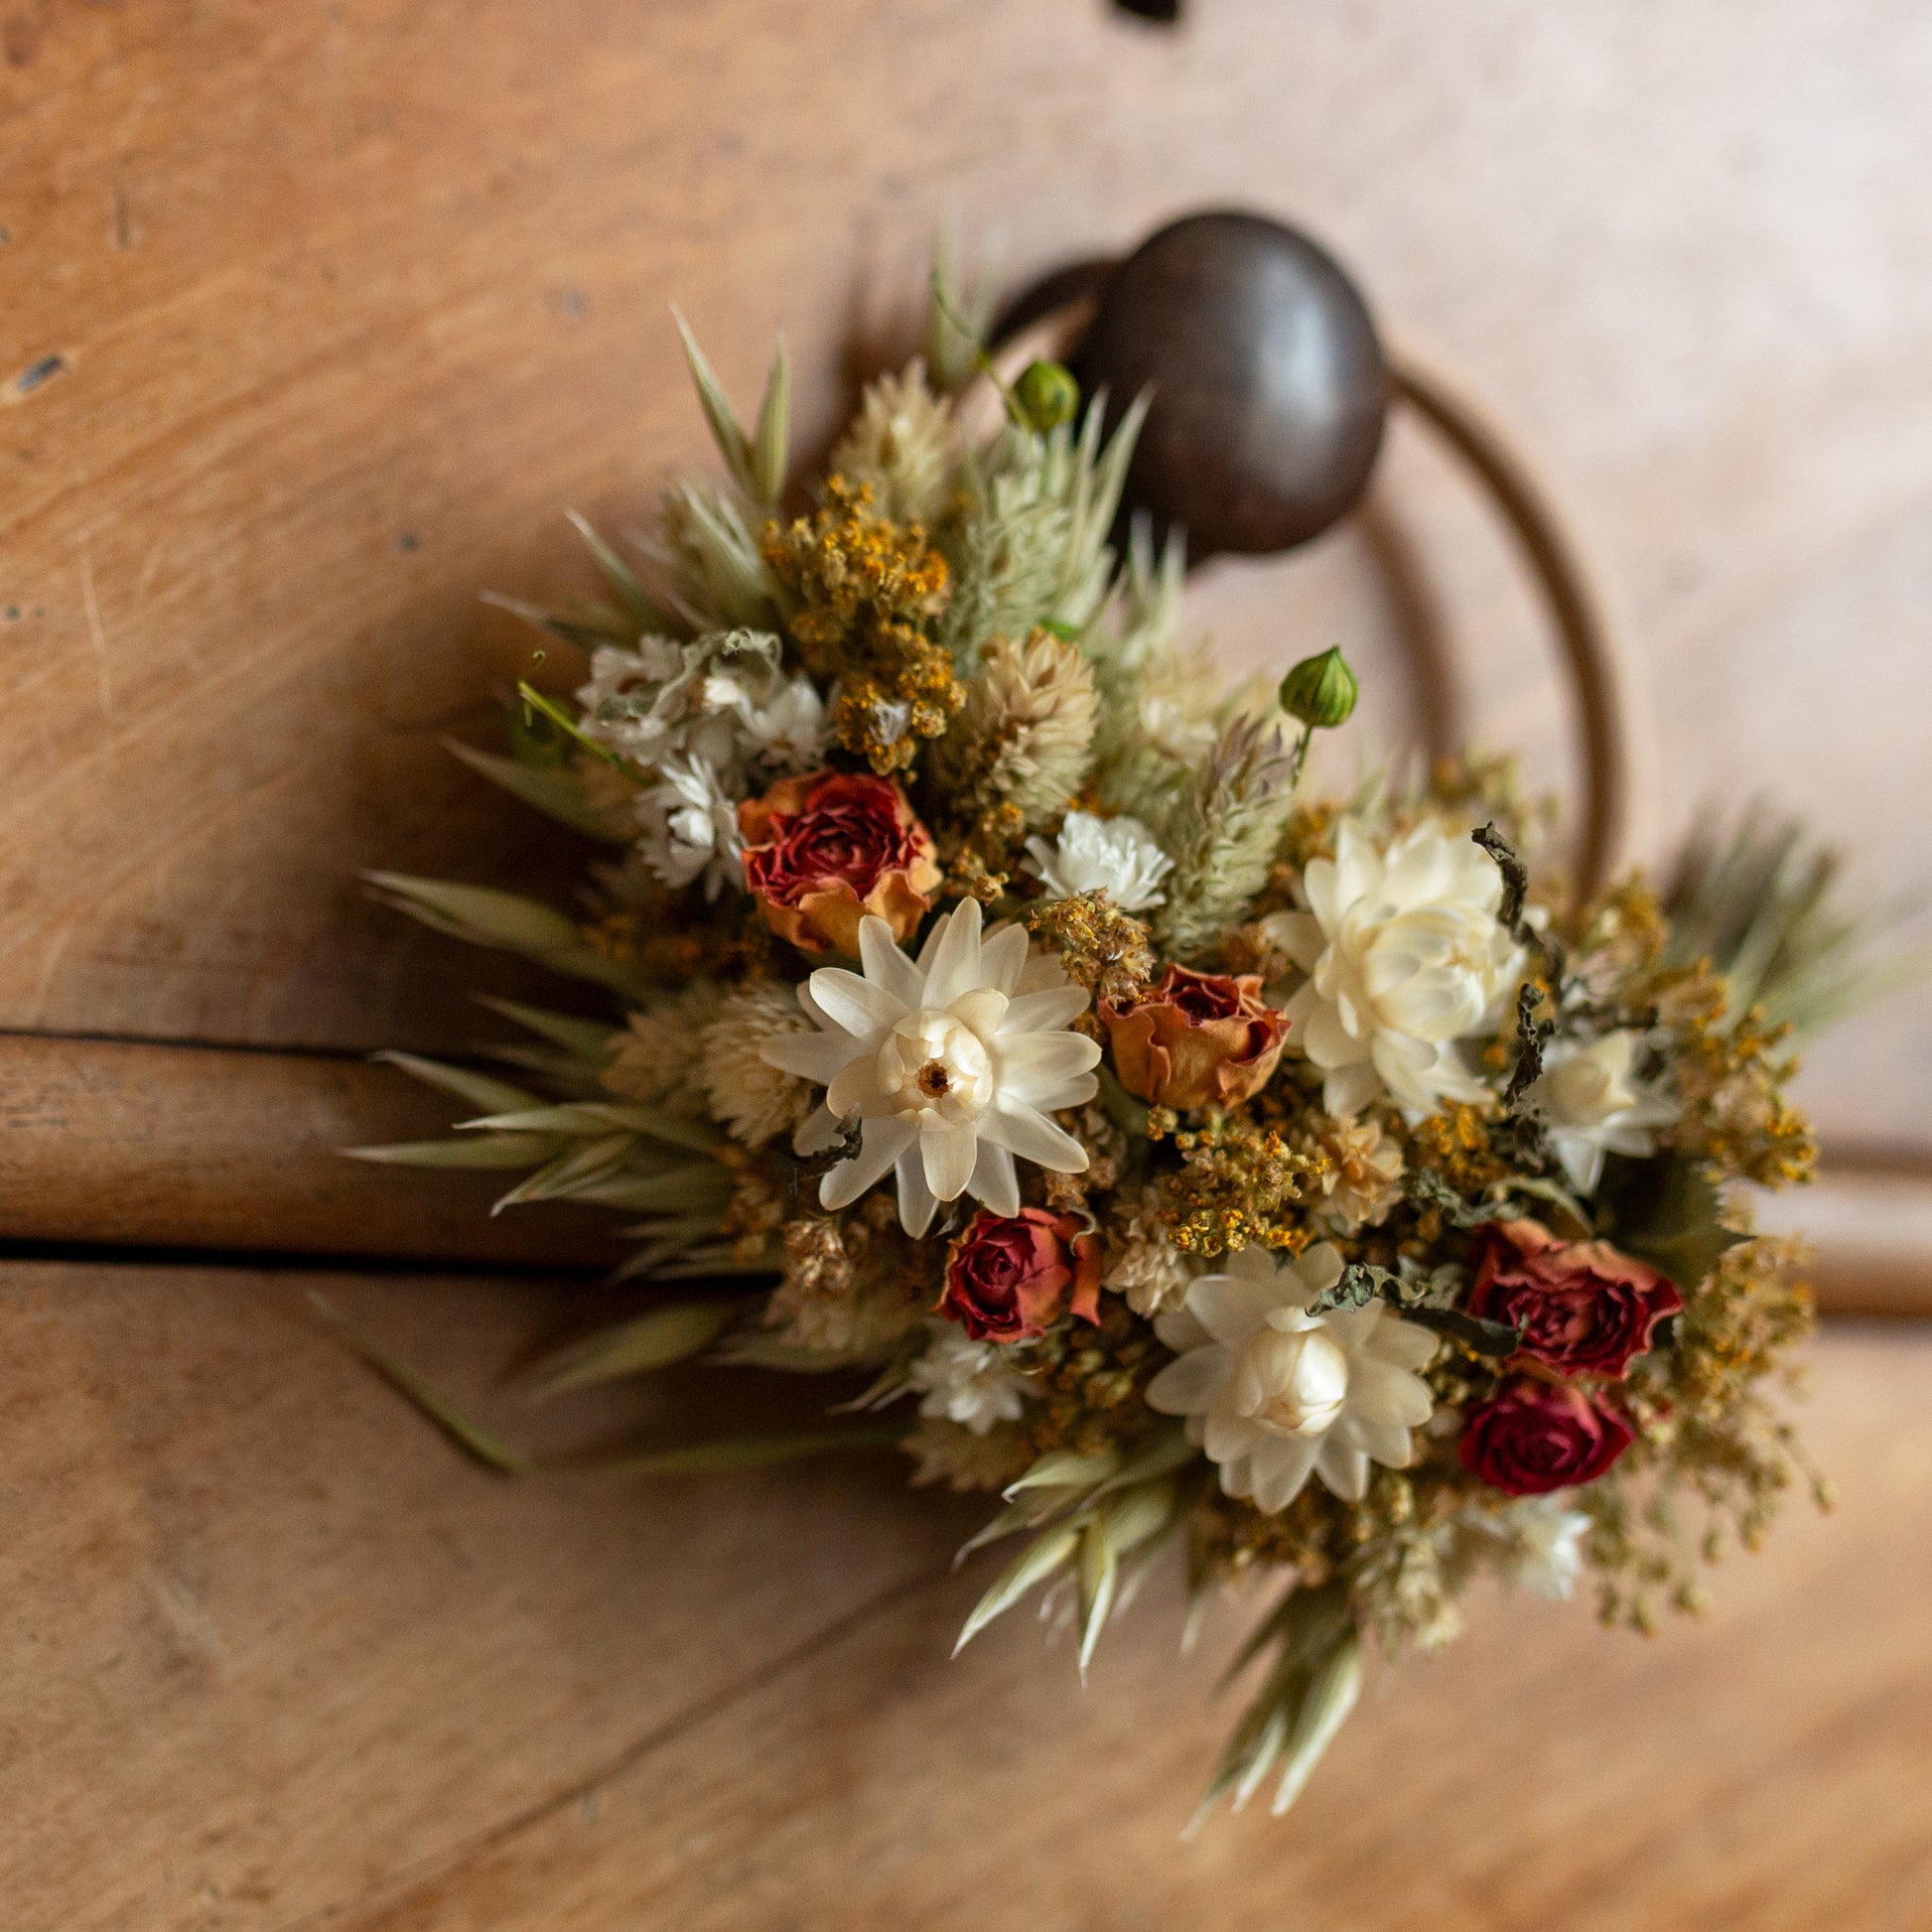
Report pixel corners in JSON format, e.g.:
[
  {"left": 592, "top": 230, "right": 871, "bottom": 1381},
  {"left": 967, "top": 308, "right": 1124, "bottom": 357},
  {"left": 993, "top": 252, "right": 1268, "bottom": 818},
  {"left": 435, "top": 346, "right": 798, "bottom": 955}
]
[
  {"left": 1146, "top": 1242, "right": 1437, "bottom": 1512},
  {"left": 1526, "top": 1030, "right": 1681, "bottom": 1194},
  {"left": 1025, "top": 810, "right": 1173, "bottom": 912},
  {"left": 1265, "top": 817, "right": 1523, "bottom": 1117},
  {"left": 760, "top": 898, "right": 1101, "bottom": 1235}
]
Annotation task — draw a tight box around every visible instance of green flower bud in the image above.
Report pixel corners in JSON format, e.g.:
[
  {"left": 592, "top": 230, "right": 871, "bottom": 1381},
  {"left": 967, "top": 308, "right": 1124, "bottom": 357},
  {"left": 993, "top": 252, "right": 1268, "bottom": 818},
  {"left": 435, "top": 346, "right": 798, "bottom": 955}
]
[
  {"left": 1012, "top": 358, "right": 1079, "bottom": 435},
  {"left": 1279, "top": 646, "right": 1359, "bottom": 731}
]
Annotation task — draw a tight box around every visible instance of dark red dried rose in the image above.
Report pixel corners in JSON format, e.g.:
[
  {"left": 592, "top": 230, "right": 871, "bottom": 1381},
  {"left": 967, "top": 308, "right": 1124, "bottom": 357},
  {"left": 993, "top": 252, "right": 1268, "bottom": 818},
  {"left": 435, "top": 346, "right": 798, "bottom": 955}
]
[
  {"left": 1458, "top": 1374, "right": 1634, "bottom": 1495},
  {"left": 938, "top": 1207, "right": 1103, "bottom": 1343},
  {"left": 1467, "top": 1219, "right": 1683, "bottom": 1378},
  {"left": 1099, "top": 965, "right": 1289, "bottom": 1110},
  {"left": 739, "top": 770, "right": 940, "bottom": 955}
]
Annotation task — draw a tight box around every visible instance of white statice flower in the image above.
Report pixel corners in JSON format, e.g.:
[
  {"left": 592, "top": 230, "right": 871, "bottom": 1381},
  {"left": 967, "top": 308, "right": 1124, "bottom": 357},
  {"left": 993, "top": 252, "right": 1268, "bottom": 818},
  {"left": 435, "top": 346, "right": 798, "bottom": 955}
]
[
  {"left": 1146, "top": 1242, "right": 1437, "bottom": 1512},
  {"left": 635, "top": 752, "right": 743, "bottom": 897},
  {"left": 1103, "top": 1209, "right": 1192, "bottom": 1316},
  {"left": 906, "top": 1320, "right": 1031, "bottom": 1435},
  {"left": 1025, "top": 810, "right": 1173, "bottom": 912},
  {"left": 760, "top": 898, "right": 1101, "bottom": 1235},
  {"left": 700, "top": 980, "right": 819, "bottom": 1146},
  {"left": 1263, "top": 817, "right": 1524, "bottom": 1117},
  {"left": 1499, "top": 1496, "right": 1592, "bottom": 1600},
  {"left": 1526, "top": 1030, "right": 1681, "bottom": 1194},
  {"left": 576, "top": 629, "right": 827, "bottom": 893}
]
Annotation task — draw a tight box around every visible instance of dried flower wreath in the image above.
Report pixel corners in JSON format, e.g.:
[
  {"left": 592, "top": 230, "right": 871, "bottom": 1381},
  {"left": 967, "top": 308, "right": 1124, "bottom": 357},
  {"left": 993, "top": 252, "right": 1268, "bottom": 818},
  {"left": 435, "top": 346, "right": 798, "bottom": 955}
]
[{"left": 351, "top": 261, "right": 1889, "bottom": 1822}]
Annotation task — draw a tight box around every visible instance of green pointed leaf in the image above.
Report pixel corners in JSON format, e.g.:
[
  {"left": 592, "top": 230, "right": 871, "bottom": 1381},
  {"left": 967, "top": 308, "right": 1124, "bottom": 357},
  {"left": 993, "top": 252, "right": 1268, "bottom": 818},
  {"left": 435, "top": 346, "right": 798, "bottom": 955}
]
[
  {"left": 576, "top": 1424, "right": 902, "bottom": 1477},
  {"left": 344, "top": 1134, "right": 554, "bottom": 1171},
  {"left": 1003, "top": 1446, "right": 1123, "bottom": 1499},
  {"left": 475, "top": 997, "right": 621, "bottom": 1064},
  {"left": 479, "top": 590, "right": 636, "bottom": 652},
  {"left": 954, "top": 1525, "right": 1079, "bottom": 1655},
  {"left": 1270, "top": 1628, "right": 1362, "bottom": 1816},
  {"left": 1076, "top": 1522, "right": 1120, "bottom": 1681},
  {"left": 444, "top": 741, "right": 632, "bottom": 843},
  {"left": 750, "top": 337, "right": 790, "bottom": 506},
  {"left": 672, "top": 308, "right": 756, "bottom": 495},
  {"left": 565, "top": 510, "right": 676, "bottom": 632},
  {"left": 312, "top": 1296, "right": 533, "bottom": 1475},
  {"left": 372, "top": 1049, "right": 542, "bottom": 1117},
  {"left": 527, "top": 1300, "right": 739, "bottom": 1401}
]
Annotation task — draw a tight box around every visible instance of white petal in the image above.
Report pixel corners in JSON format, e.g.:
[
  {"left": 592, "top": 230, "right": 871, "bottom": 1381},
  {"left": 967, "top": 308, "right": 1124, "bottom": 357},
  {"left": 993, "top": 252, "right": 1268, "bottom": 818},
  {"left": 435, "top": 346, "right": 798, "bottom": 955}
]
[
  {"left": 1297, "top": 1243, "right": 1346, "bottom": 1297},
  {"left": 920, "top": 898, "right": 983, "bottom": 1009},
  {"left": 1187, "top": 1268, "right": 1290, "bottom": 1345},
  {"left": 895, "top": 1141, "right": 939, "bottom": 1236},
  {"left": 1348, "top": 1357, "right": 1434, "bottom": 1430},
  {"left": 791, "top": 1104, "right": 845, "bottom": 1156},
  {"left": 1313, "top": 1436, "right": 1370, "bottom": 1501},
  {"left": 948, "top": 986, "right": 1009, "bottom": 1042},
  {"left": 979, "top": 921, "right": 1031, "bottom": 995},
  {"left": 1268, "top": 911, "right": 1328, "bottom": 972},
  {"left": 922, "top": 1118, "right": 980, "bottom": 1202},
  {"left": 995, "top": 1032, "right": 1103, "bottom": 1106},
  {"left": 1145, "top": 1345, "right": 1233, "bottom": 1417},
  {"left": 760, "top": 1029, "right": 864, "bottom": 1085},
  {"left": 1302, "top": 856, "right": 1342, "bottom": 933},
  {"left": 859, "top": 916, "right": 925, "bottom": 1008},
  {"left": 1248, "top": 1435, "right": 1320, "bottom": 1513},
  {"left": 1323, "top": 1059, "right": 1384, "bottom": 1118},
  {"left": 807, "top": 967, "right": 904, "bottom": 1038},
  {"left": 1366, "top": 1317, "right": 1439, "bottom": 1372},
  {"left": 826, "top": 1055, "right": 882, "bottom": 1121},
  {"left": 819, "top": 1117, "right": 915, "bottom": 1210},
  {"left": 1302, "top": 1000, "right": 1365, "bottom": 1068},
  {"left": 1203, "top": 1412, "right": 1268, "bottom": 1465},
  {"left": 967, "top": 1138, "right": 1020, "bottom": 1217},
  {"left": 1000, "top": 986, "right": 1090, "bottom": 1035},
  {"left": 982, "top": 1098, "right": 1088, "bottom": 1173}
]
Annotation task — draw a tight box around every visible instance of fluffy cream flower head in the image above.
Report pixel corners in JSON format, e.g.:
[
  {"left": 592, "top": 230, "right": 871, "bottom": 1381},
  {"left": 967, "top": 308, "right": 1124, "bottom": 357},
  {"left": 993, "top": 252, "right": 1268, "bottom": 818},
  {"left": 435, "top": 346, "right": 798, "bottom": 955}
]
[
  {"left": 759, "top": 898, "right": 1102, "bottom": 1235},
  {"left": 1145, "top": 1242, "right": 1437, "bottom": 1513},
  {"left": 1266, "top": 817, "right": 1523, "bottom": 1117}
]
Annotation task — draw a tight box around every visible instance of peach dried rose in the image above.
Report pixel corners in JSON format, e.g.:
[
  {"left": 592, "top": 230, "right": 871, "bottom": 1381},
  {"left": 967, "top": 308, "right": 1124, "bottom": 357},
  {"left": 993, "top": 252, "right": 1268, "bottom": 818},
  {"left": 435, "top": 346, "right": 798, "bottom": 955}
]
[
  {"left": 1100, "top": 965, "right": 1289, "bottom": 1110},
  {"left": 739, "top": 770, "right": 940, "bottom": 955}
]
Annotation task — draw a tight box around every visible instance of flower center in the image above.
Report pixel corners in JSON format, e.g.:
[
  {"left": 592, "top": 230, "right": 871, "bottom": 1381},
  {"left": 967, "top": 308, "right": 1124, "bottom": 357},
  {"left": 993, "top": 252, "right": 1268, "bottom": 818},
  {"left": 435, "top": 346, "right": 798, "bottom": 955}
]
[
  {"left": 1235, "top": 1327, "right": 1350, "bottom": 1438},
  {"left": 875, "top": 1011, "right": 994, "bottom": 1125}
]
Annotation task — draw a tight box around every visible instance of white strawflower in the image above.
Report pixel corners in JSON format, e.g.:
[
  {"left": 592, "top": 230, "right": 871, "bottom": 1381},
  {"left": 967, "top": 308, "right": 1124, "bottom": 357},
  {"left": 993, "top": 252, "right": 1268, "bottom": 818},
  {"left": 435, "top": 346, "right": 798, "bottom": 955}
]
[
  {"left": 760, "top": 898, "right": 1100, "bottom": 1235},
  {"left": 1025, "top": 810, "right": 1173, "bottom": 912},
  {"left": 701, "top": 981, "right": 818, "bottom": 1146},
  {"left": 1264, "top": 817, "right": 1523, "bottom": 1117},
  {"left": 906, "top": 1321, "right": 1030, "bottom": 1434},
  {"left": 1146, "top": 1242, "right": 1437, "bottom": 1512},
  {"left": 1527, "top": 1030, "right": 1680, "bottom": 1194}
]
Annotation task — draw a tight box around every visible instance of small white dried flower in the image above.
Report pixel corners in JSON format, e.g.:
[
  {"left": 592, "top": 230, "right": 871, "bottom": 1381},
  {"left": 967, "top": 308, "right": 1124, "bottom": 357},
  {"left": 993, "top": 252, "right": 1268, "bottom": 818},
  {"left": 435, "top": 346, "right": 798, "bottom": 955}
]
[
  {"left": 906, "top": 1320, "right": 1030, "bottom": 1435},
  {"left": 1310, "top": 1114, "right": 1406, "bottom": 1236},
  {"left": 634, "top": 752, "right": 743, "bottom": 897},
  {"left": 701, "top": 981, "right": 818, "bottom": 1146},
  {"left": 1026, "top": 810, "right": 1173, "bottom": 912},
  {"left": 1103, "top": 1207, "right": 1191, "bottom": 1316},
  {"left": 830, "top": 362, "right": 958, "bottom": 527},
  {"left": 1527, "top": 1031, "right": 1680, "bottom": 1195}
]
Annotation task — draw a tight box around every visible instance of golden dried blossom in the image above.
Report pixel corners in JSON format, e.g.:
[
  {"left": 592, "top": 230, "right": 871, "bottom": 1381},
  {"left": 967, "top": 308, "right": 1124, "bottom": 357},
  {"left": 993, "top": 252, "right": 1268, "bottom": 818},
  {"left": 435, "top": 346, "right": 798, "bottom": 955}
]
[
  {"left": 1025, "top": 890, "right": 1155, "bottom": 1009},
  {"left": 761, "top": 477, "right": 958, "bottom": 773},
  {"left": 1149, "top": 1111, "right": 1322, "bottom": 1257}
]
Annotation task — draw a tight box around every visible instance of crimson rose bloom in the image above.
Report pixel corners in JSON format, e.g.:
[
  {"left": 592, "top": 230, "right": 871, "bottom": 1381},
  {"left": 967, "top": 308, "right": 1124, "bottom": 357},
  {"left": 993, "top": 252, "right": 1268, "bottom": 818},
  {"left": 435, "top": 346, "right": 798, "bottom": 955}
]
[
  {"left": 1467, "top": 1219, "right": 1682, "bottom": 1378},
  {"left": 1100, "top": 965, "right": 1289, "bottom": 1110},
  {"left": 1459, "top": 1375, "right": 1634, "bottom": 1495},
  {"left": 739, "top": 770, "right": 940, "bottom": 955},
  {"left": 938, "top": 1208, "right": 1102, "bottom": 1343}
]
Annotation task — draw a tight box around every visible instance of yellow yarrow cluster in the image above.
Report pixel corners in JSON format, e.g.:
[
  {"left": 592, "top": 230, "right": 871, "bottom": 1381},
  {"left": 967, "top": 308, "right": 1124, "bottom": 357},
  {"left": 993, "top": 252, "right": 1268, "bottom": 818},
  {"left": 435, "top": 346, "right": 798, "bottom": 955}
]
[{"left": 760, "top": 477, "right": 959, "bottom": 773}]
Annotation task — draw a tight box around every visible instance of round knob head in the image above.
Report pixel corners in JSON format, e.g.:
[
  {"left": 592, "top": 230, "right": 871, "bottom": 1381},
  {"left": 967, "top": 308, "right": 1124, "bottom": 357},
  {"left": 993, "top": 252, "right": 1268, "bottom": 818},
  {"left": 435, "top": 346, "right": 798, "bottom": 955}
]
[{"left": 1077, "top": 210, "right": 1389, "bottom": 558}]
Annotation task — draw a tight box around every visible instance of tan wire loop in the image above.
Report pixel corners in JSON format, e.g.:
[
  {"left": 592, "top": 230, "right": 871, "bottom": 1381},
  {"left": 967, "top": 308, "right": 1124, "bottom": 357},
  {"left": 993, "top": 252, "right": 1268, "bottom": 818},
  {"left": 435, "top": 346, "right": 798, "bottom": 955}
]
[{"left": 970, "top": 299, "right": 1650, "bottom": 899}]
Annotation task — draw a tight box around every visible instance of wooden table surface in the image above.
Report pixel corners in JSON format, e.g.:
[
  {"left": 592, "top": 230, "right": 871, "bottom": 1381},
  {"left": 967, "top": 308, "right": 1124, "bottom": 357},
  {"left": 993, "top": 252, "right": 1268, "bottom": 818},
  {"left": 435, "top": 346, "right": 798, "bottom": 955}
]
[{"left": 3, "top": 2, "right": 1931, "bottom": 1924}]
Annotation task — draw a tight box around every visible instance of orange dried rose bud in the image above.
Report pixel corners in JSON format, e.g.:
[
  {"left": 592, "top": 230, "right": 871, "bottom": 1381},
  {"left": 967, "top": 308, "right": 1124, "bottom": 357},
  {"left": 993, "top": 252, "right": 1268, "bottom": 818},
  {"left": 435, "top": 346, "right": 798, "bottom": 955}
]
[
  {"left": 739, "top": 770, "right": 940, "bottom": 955},
  {"left": 1100, "top": 964, "right": 1290, "bottom": 1111}
]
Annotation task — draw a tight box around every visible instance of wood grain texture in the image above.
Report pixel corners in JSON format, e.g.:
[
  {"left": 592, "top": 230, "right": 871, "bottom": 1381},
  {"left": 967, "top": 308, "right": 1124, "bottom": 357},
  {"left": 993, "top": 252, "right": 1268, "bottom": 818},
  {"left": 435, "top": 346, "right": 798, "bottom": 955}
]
[
  {"left": 0, "top": 0, "right": 1926, "bottom": 1146},
  {"left": 2, "top": 1260, "right": 1924, "bottom": 1931},
  {"left": 0, "top": 1033, "right": 621, "bottom": 1267}
]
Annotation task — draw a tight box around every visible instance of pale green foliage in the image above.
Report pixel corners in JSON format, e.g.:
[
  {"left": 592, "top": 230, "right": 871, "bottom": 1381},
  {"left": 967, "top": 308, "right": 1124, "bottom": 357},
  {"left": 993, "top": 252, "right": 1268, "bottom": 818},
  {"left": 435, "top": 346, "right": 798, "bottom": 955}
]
[
  {"left": 649, "top": 478, "right": 776, "bottom": 631},
  {"left": 672, "top": 310, "right": 790, "bottom": 509},
  {"left": 443, "top": 741, "right": 633, "bottom": 843},
  {"left": 938, "top": 395, "right": 1147, "bottom": 667},
  {"left": 925, "top": 230, "right": 1000, "bottom": 393},
  {"left": 1151, "top": 714, "right": 1300, "bottom": 961},
  {"left": 928, "top": 628, "right": 1098, "bottom": 830},
  {"left": 830, "top": 362, "right": 959, "bottom": 526},
  {"left": 1661, "top": 805, "right": 1925, "bottom": 1038},
  {"left": 952, "top": 1425, "right": 1196, "bottom": 1675}
]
